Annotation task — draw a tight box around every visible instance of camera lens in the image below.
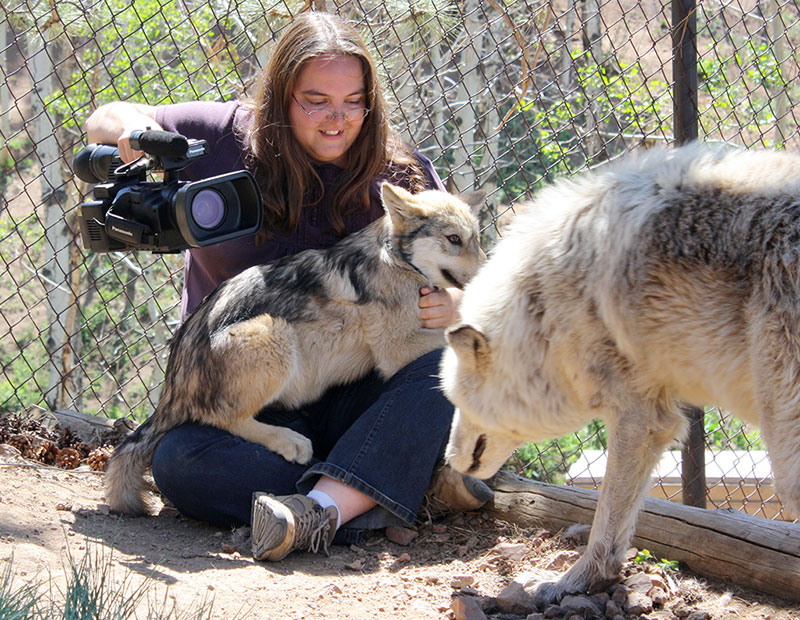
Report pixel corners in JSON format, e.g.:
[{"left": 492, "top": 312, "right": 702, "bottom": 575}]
[{"left": 191, "top": 188, "right": 226, "bottom": 230}]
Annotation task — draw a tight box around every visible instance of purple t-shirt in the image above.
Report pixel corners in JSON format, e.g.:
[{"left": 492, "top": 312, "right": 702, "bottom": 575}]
[{"left": 155, "top": 101, "right": 445, "bottom": 317}]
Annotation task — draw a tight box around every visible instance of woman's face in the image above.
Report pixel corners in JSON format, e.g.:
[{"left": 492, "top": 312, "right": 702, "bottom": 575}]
[{"left": 289, "top": 55, "right": 368, "bottom": 167}]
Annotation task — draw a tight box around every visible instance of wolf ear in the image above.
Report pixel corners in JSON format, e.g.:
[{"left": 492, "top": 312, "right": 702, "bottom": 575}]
[
  {"left": 457, "top": 190, "right": 486, "bottom": 218},
  {"left": 446, "top": 324, "right": 491, "bottom": 376},
  {"left": 381, "top": 182, "right": 425, "bottom": 226}
]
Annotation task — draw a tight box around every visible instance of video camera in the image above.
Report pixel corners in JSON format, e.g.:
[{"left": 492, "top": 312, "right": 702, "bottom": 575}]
[{"left": 74, "top": 130, "right": 262, "bottom": 253}]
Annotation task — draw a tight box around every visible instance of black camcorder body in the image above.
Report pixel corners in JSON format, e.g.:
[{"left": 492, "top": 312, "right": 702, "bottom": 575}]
[{"left": 74, "top": 130, "right": 262, "bottom": 253}]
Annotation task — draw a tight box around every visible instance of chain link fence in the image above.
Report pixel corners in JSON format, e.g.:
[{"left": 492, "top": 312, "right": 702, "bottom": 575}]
[{"left": 2, "top": 0, "right": 799, "bottom": 520}]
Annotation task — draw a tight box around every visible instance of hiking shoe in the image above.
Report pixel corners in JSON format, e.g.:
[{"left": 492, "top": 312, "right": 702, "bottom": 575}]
[
  {"left": 251, "top": 493, "right": 338, "bottom": 561},
  {"left": 423, "top": 464, "right": 494, "bottom": 518}
]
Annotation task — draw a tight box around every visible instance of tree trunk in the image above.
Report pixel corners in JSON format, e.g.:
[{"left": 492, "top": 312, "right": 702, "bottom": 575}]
[
  {"left": 447, "top": 0, "right": 484, "bottom": 193},
  {"left": 31, "top": 39, "right": 74, "bottom": 410}
]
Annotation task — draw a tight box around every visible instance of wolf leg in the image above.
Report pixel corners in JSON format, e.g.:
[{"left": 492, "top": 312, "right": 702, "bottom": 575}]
[
  {"left": 227, "top": 416, "right": 313, "bottom": 465},
  {"left": 533, "top": 400, "right": 685, "bottom": 606},
  {"left": 750, "top": 315, "right": 800, "bottom": 519},
  {"left": 210, "top": 314, "right": 312, "bottom": 463},
  {"left": 754, "top": 380, "right": 800, "bottom": 518}
]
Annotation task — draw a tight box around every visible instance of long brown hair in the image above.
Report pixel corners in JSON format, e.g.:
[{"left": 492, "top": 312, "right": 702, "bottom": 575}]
[{"left": 245, "top": 11, "right": 425, "bottom": 235}]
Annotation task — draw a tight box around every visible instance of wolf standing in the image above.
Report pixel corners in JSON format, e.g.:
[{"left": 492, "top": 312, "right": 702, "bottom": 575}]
[
  {"left": 441, "top": 143, "right": 800, "bottom": 603},
  {"left": 86, "top": 12, "right": 492, "bottom": 560}
]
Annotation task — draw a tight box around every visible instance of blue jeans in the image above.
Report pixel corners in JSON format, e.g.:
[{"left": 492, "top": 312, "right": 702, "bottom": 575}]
[{"left": 151, "top": 349, "right": 453, "bottom": 543}]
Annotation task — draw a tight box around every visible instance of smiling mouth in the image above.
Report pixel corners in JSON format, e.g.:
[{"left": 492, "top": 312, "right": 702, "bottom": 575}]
[{"left": 321, "top": 130, "right": 343, "bottom": 136}]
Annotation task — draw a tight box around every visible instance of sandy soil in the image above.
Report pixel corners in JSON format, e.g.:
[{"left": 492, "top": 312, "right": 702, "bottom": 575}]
[{"left": 2, "top": 450, "right": 800, "bottom": 620}]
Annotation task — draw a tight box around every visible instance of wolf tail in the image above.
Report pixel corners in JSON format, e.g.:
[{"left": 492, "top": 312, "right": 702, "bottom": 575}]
[{"left": 104, "top": 417, "right": 171, "bottom": 515}]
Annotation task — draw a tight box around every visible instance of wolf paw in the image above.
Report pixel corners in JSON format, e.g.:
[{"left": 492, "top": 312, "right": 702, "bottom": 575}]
[
  {"left": 532, "top": 580, "right": 569, "bottom": 608},
  {"left": 272, "top": 431, "right": 313, "bottom": 465}
]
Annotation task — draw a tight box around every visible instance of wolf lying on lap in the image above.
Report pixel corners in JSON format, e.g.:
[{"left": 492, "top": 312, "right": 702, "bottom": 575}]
[
  {"left": 106, "top": 182, "right": 485, "bottom": 515},
  {"left": 441, "top": 143, "right": 800, "bottom": 605}
]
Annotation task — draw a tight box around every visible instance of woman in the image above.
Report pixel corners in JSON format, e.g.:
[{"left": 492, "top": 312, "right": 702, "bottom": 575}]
[{"left": 85, "top": 11, "right": 491, "bottom": 561}]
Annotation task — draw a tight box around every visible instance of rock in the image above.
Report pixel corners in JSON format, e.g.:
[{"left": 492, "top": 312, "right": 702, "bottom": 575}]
[
  {"left": 344, "top": 558, "right": 364, "bottom": 570},
  {"left": 624, "top": 572, "right": 654, "bottom": 594},
  {"left": 686, "top": 612, "right": 711, "bottom": 620},
  {"left": 459, "top": 586, "right": 481, "bottom": 597},
  {"left": 589, "top": 592, "right": 609, "bottom": 614},
  {"left": 385, "top": 525, "right": 418, "bottom": 546},
  {"left": 625, "top": 590, "right": 654, "bottom": 616},
  {"left": 525, "top": 614, "right": 545, "bottom": 620},
  {"left": 650, "top": 585, "right": 668, "bottom": 607},
  {"left": 492, "top": 542, "right": 530, "bottom": 560},
  {"left": 495, "top": 580, "right": 537, "bottom": 615},
  {"left": 670, "top": 601, "right": 691, "bottom": 618},
  {"left": 648, "top": 572, "right": 671, "bottom": 594},
  {"left": 610, "top": 584, "right": 629, "bottom": 606},
  {"left": 450, "top": 575, "right": 475, "bottom": 589},
  {"left": 451, "top": 596, "right": 488, "bottom": 620},
  {"left": 604, "top": 599, "right": 623, "bottom": 618},
  {"left": 560, "top": 594, "right": 601, "bottom": 617},
  {"left": 545, "top": 550, "right": 580, "bottom": 570},
  {"left": 543, "top": 604, "right": 563, "bottom": 618}
]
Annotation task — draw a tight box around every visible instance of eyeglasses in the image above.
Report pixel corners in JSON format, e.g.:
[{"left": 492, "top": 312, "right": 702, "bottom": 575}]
[{"left": 292, "top": 95, "right": 370, "bottom": 123}]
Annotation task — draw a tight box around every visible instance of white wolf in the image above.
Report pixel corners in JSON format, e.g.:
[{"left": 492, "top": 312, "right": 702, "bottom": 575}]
[{"left": 441, "top": 143, "right": 800, "bottom": 604}]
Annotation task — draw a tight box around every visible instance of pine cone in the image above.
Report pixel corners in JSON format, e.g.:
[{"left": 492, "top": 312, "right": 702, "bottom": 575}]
[
  {"left": 73, "top": 442, "right": 91, "bottom": 459},
  {"left": 6, "top": 433, "right": 32, "bottom": 455},
  {"left": 55, "top": 447, "right": 82, "bottom": 470},
  {"left": 87, "top": 445, "right": 113, "bottom": 472},
  {"left": 32, "top": 440, "right": 59, "bottom": 465}
]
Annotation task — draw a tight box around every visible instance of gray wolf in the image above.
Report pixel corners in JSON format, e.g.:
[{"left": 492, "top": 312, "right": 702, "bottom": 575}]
[
  {"left": 106, "top": 182, "right": 485, "bottom": 515},
  {"left": 440, "top": 143, "right": 800, "bottom": 604}
]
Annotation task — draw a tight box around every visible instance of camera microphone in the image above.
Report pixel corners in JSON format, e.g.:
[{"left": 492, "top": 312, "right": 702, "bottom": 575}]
[{"left": 129, "top": 130, "right": 190, "bottom": 158}]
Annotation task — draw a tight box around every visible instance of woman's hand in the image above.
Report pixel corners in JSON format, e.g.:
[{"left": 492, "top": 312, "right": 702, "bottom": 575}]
[
  {"left": 85, "top": 102, "right": 162, "bottom": 163},
  {"left": 418, "top": 286, "right": 463, "bottom": 329}
]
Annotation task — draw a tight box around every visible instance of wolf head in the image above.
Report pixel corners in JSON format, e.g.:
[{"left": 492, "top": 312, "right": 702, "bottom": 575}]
[
  {"left": 440, "top": 324, "right": 527, "bottom": 479},
  {"left": 380, "top": 182, "right": 486, "bottom": 289}
]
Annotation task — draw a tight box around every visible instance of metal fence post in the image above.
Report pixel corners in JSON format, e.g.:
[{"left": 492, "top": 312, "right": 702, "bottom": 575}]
[
  {"left": 672, "top": 0, "right": 706, "bottom": 509},
  {"left": 672, "top": 0, "right": 698, "bottom": 144}
]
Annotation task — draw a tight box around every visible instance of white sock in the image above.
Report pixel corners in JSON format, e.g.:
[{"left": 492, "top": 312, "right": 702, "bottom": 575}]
[{"left": 307, "top": 490, "right": 341, "bottom": 530}]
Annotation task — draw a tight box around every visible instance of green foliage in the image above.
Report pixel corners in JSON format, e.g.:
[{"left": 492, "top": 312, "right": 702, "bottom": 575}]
[
  {"left": 0, "top": 545, "right": 224, "bottom": 620},
  {"left": 47, "top": 0, "right": 259, "bottom": 135},
  {"left": 507, "top": 49, "right": 672, "bottom": 199},
  {"left": 4, "top": 0, "right": 251, "bottom": 419},
  {"left": 510, "top": 420, "right": 607, "bottom": 484},
  {"left": 704, "top": 406, "right": 764, "bottom": 450},
  {"left": 634, "top": 548, "right": 680, "bottom": 572},
  {"left": 0, "top": 555, "right": 40, "bottom": 620},
  {"left": 698, "top": 39, "right": 793, "bottom": 145}
]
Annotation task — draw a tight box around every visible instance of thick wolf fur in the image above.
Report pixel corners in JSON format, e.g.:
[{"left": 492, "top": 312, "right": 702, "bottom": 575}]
[
  {"left": 106, "top": 182, "right": 485, "bottom": 515},
  {"left": 440, "top": 143, "right": 800, "bottom": 604}
]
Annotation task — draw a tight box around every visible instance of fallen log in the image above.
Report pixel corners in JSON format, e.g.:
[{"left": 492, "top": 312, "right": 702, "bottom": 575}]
[
  {"left": 487, "top": 470, "right": 800, "bottom": 602},
  {"left": 52, "top": 409, "right": 138, "bottom": 445}
]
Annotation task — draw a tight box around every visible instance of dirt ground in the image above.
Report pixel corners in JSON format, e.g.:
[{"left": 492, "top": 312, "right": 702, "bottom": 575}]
[{"left": 2, "top": 450, "right": 800, "bottom": 620}]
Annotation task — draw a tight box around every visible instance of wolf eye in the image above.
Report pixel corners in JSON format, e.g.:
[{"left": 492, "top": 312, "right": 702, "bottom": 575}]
[{"left": 447, "top": 234, "right": 462, "bottom": 246}]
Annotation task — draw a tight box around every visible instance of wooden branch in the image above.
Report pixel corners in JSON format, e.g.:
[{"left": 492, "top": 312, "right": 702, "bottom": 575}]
[
  {"left": 53, "top": 409, "right": 137, "bottom": 445},
  {"left": 487, "top": 471, "right": 800, "bottom": 601}
]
